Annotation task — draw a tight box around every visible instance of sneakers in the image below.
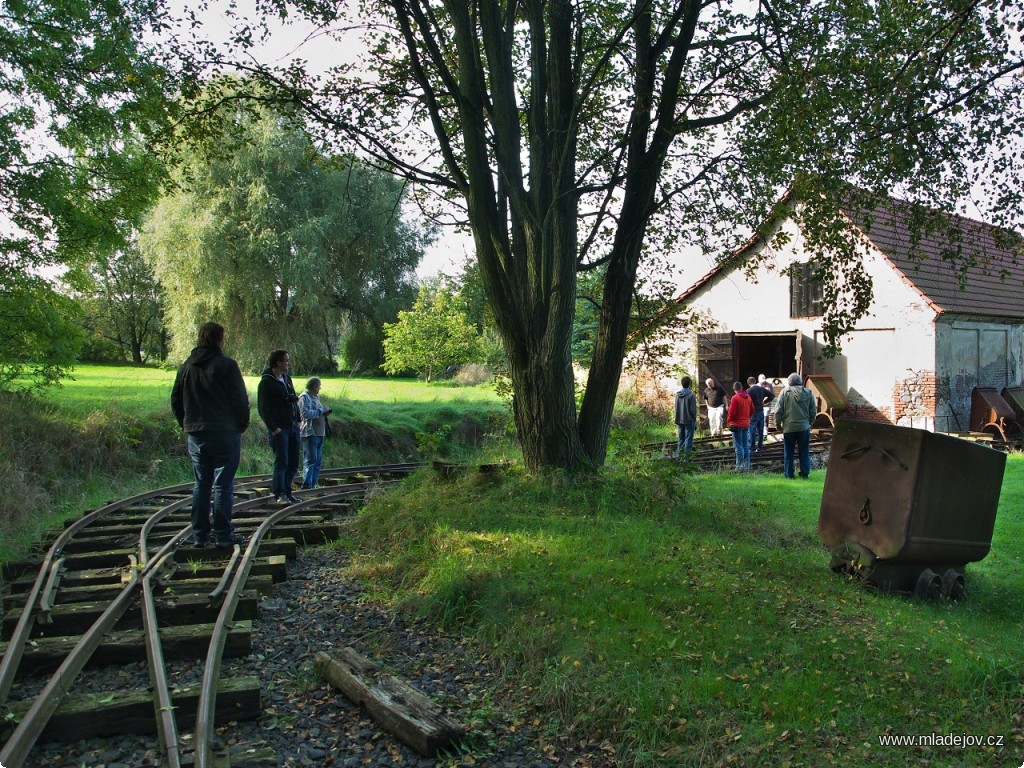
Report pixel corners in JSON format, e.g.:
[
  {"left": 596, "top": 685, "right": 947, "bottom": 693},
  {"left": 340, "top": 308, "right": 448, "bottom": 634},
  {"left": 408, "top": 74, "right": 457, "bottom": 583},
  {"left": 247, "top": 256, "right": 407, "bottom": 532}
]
[
  {"left": 216, "top": 533, "right": 246, "bottom": 549},
  {"left": 191, "top": 534, "right": 210, "bottom": 548},
  {"left": 284, "top": 493, "right": 300, "bottom": 504}
]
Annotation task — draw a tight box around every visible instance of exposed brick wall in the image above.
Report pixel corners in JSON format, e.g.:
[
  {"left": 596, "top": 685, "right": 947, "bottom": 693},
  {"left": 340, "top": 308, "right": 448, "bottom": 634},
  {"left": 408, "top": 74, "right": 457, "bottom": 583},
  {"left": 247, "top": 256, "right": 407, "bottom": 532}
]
[
  {"left": 893, "top": 370, "right": 939, "bottom": 430},
  {"left": 839, "top": 403, "right": 893, "bottom": 425}
]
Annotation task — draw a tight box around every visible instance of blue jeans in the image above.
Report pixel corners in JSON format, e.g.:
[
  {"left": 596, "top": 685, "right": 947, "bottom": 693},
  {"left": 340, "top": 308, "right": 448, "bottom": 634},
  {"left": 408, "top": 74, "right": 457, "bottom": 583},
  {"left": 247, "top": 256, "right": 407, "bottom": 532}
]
[
  {"left": 187, "top": 431, "right": 241, "bottom": 542},
  {"left": 302, "top": 435, "right": 324, "bottom": 488},
  {"left": 676, "top": 422, "right": 695, "bottom": 457},
  {"left": 731, "top": 427, "right": 750, "bottom": 469},
  {"left": 783, "top": 429, "right": 811, "bottom": 478},
  {"left": 269, "top": 426, "right": 300, "bottom": 496},
  {"left": 749, "top": 411, "right": 765, "bottom": 452}
]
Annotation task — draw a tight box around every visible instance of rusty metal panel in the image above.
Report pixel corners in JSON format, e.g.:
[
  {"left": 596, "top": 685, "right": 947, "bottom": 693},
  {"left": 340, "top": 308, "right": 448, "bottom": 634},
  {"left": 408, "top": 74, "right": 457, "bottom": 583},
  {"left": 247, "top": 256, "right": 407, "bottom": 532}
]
[
  {"left": 819, "top": 420, "right": 1005, "bottom": 566},
  {"left": 805, "top": 374, "right": 848, "bottom": 429},
  {"left": 805, "top": 375, "right": 848, "bottom": 412},
  {"left": 999, "top": 386, "right": 1024, "bottom": 424}
]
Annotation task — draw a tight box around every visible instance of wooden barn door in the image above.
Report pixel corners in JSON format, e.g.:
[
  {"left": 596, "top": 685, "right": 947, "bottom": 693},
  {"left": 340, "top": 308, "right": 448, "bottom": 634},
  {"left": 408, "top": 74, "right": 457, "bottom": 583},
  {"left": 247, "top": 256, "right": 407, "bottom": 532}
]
[{"left": 697, "top": 332, "right": 735, "bottom": 387}]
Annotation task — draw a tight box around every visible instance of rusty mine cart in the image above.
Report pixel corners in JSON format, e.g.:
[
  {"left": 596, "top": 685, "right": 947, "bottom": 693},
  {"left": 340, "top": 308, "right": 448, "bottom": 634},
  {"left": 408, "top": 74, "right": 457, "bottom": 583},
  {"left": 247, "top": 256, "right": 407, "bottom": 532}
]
[
  {"left": 970, "top": 386, "right": 1023, "bottom": 443},
  {"left": 818, "top": 420, "right": 1006, "bottom": 600}
]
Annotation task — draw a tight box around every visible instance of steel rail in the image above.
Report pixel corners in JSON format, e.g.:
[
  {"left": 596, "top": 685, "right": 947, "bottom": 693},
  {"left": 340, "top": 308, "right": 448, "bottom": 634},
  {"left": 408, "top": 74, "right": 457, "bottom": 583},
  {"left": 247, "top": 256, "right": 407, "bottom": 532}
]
[
  {"left": 36, "top": 558, "right": 65, "bottom": 624},
  {"left": 135, "top": 493, "right": 210, "bottom": 768},
  {"left": 193, "top": 486, "right": 375, "bottom": 767},
  {"left": 0, "top": 564, "right": 142, "bottom": 768},
  {"left": 0, "top": 493, "right": 195, "bottom": 768},
  {"left": 137, "top": 486, "right": 310, "bottom": 767},
  {"left": 136, "top": 491, "right": 273, "bottom": 766},
  {"left": 0, "top": 483, "right": 194, "bottom": 707},
  {"left": 142, "top": 551, "right": 183, "bottom": 768}
]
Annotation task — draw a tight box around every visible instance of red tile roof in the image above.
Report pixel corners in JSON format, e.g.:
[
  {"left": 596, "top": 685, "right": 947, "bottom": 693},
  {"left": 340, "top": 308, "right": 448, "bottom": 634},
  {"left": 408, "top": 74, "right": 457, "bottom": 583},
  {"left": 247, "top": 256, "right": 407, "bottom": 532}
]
[
  {"left": 840, "top": 199, "right": 1024, "bottom": 318},
  {"left": 677, "top": 191, "right": 1024, "bottom": 319}
]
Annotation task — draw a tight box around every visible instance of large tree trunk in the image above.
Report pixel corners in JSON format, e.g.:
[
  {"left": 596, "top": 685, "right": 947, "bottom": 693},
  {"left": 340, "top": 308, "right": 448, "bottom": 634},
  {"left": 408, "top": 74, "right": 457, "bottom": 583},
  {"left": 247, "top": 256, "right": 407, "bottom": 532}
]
[
  {"left": 578, "top": 247, "right": 641, "bottom": 466},
  {"left": 508, "top": 337, "right": 585, "bottom": 471},
  {"left": 476, "top": 220, "right": 586, "bottom": 472}
]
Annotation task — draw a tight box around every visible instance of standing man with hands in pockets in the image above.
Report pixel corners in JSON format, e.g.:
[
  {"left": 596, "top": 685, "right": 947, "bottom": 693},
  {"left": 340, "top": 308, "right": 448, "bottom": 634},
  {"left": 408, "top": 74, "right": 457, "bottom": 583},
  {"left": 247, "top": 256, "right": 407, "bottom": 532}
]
[{"left": 258, "top": 349, "right": 301, "bottom": 503}]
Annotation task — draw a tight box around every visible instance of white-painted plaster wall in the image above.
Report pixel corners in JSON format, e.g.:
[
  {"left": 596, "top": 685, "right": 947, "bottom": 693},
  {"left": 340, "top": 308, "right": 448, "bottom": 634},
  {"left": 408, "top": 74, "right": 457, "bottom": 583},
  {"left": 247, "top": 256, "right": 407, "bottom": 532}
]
[{"left": 680, "top": 213, "right": 938, "bottom": 422}]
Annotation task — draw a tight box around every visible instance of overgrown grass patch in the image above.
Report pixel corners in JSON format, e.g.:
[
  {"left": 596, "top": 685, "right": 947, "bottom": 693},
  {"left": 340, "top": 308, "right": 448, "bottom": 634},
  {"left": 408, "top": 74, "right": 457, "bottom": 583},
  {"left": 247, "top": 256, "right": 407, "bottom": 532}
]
[{"left": 350, "top": 458, "right": 1024, "bottom": 768}]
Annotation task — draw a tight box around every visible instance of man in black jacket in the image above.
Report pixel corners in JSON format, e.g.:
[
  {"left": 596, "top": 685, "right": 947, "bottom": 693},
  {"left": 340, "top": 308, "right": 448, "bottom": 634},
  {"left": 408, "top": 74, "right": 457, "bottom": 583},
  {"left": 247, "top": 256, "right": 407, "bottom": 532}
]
[
  {"left": 257, "top": 348, "right": 301, "bottom": 503},
  {"left": 171, "top": 322, "right": 250, "bottom": 548}
]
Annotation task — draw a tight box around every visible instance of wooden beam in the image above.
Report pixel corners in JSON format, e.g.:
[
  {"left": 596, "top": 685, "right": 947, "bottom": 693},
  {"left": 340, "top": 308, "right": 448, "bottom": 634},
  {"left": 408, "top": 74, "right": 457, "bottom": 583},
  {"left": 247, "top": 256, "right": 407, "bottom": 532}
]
[{"left": 314, "top": 648, "right": 465, "bottom": 756}]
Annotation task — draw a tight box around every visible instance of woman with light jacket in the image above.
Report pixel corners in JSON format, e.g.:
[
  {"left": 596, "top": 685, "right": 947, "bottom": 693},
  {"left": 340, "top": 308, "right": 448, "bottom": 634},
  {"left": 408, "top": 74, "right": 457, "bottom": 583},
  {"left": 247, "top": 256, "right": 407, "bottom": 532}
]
[{"left": 299, "top": 377, "right": 331, "bottom": 489}]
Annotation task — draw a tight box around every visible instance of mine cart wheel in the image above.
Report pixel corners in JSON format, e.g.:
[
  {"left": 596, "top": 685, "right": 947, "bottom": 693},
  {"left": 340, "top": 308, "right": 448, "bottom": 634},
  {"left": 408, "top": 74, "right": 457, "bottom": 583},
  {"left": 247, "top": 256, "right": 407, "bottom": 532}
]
[
  {"left": 829, "top": 541, "right": 876, "bottom": 580},
  {"left": 913, "top": 568, "right": 942, "bottom": 600},
  {"left": 981, "top": 422, "right": 1008, "bottom": 442},
  {"left": 940, "top": 569, "right": 966, "bottom": 602}
]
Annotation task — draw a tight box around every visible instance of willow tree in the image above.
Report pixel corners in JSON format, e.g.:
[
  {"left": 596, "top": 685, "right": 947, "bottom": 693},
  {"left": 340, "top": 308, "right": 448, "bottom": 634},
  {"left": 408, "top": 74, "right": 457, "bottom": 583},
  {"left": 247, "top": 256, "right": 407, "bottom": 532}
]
[
  {"left": 141, "top": 93, "right": 426, "bottom": 371},
  {"left": 215, "top": 0, "right": 1023, "bottom": 470}
]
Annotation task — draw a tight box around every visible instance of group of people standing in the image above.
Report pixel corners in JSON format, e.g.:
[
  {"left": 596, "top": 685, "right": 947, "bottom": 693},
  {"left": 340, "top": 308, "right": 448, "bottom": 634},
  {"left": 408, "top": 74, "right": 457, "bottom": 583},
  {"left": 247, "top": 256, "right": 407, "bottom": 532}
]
[
  {"left": 673, "top": 372, "right": 817, "bottom": 477},
  {"left": 170, "top": 322, "right": 333, "bottom": 549}
]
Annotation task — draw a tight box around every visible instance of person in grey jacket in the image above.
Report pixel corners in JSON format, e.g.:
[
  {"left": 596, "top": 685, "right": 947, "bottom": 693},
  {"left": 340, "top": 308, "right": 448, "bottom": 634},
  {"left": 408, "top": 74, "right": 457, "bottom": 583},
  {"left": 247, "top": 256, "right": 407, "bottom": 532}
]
[
  {"left": 674, "top": 376, "right": 698, "bottom": 458},
  {"left": 170, "top": 322, "right": 250, "bottom": 548},
  {"left": 773, "top": 372, "right": 818, "bottom": 479},
  {"left": 298, "top": 377, "right": 331, "bottom": 489}
]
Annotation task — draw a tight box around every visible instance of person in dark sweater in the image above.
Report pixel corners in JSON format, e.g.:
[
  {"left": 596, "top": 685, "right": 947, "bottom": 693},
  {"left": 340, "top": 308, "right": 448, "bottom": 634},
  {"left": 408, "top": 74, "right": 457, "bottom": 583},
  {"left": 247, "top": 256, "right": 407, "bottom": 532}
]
[
  {"left": 673, "top": 376, "right": 698, "bottom": 457},
  {"left": 703, "top": 378, "right": 728, "bottom": 436},
  {"left": 257, "top": 349, "right": 301, "bottom": 503},
  {"left": 745, "top": 376, "right": 775, "bottom": 452},
  {"left": 171, "top": 322, "right": 250, "bottom": 548}
]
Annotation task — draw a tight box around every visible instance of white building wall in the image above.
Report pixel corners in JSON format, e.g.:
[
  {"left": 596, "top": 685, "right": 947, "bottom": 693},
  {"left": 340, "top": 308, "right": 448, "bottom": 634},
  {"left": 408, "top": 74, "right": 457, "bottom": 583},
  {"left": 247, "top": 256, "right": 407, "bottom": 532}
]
[{"left": 681, "top": 215, "right": 938, "bottom": 423}]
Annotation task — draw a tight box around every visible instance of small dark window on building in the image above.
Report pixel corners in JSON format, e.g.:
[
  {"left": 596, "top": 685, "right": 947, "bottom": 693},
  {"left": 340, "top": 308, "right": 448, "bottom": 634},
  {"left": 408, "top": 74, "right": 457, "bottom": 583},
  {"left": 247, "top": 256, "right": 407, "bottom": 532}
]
[{"left": 789, "top": 262, "right": 823, "bottom": 318}]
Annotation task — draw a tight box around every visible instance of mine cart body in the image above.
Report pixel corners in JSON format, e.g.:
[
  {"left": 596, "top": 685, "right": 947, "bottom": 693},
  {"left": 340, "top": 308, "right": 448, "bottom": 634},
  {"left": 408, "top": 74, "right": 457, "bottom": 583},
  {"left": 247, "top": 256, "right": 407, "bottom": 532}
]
[
  {"left": 819, "top": 420, "right": 1006, "bottom": 598},
  {"left": 970, "top": 387, "right": 1021, "bottom": 440},
  {"left": 804, "top": 374, "right": 848, "bottom": 430},
  {"left": 1000, "top": 386, "right": 1024, "bottom": 427}
]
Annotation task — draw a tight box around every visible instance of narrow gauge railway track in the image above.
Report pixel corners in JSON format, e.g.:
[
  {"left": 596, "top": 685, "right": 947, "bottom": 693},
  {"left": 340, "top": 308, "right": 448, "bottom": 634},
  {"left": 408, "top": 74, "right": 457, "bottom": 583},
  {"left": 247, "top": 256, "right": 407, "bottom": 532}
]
[
  {"left": 0, "top": 463, "right": 419, "bottom": 768},
  {"left": 644, "top": 430, "right": 833, "bottom": 472}
]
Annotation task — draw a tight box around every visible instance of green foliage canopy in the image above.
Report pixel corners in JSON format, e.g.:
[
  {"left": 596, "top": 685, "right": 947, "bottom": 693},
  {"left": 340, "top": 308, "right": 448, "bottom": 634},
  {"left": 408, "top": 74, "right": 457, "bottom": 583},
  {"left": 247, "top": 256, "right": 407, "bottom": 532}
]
[
  {"left": 0, "top": 0, "right": 181, "bottom": 385},
  {"left": 75, "top": 245, "right": 165, "bottom": 364},
  {"left": 0, "top": 274, "right": 84, "bottom": 390},
  {"left": 140, "top": 92, "right": 427, "bottom": 372}
]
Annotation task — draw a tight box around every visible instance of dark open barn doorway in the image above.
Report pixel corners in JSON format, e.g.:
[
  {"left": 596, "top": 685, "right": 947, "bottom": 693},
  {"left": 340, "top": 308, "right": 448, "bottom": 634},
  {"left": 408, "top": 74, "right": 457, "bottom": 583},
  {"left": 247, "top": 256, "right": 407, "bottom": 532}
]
[{"left": 697, "top": 331, "right": 802, "bottom": 386}]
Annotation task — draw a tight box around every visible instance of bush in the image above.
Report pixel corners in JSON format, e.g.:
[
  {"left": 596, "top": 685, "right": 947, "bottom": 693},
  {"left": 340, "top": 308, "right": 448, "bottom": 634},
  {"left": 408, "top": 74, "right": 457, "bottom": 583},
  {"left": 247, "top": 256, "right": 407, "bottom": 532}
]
[
  {"left": 453, "top": 363, "right": 491, "bottom": 386},
  {"left": 0, "top": 393, "right": 183, "bottom": 559},
  {"left": 78, "top": 335, "right": 125, "bottom": 363}
]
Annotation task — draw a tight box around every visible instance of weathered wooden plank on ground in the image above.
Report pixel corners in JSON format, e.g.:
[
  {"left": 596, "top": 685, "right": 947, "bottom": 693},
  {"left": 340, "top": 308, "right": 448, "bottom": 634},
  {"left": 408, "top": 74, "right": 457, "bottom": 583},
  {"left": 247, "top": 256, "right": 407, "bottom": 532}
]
[{"left": 314, "top": 648, "right": 465, "bottom": 757}]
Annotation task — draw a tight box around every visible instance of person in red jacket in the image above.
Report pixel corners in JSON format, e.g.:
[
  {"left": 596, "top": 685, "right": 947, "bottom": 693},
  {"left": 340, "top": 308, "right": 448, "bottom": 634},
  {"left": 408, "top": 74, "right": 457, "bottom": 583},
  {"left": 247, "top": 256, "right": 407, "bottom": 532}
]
[{"left": 726, "top": 380, "right": 754, "bottom": 470}]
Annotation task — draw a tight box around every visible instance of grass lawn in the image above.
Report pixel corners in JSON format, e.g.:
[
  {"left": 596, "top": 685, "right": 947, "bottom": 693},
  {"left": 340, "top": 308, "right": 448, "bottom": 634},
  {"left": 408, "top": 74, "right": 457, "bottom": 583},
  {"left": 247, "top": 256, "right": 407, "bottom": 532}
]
[
  {"left": 349, "top": 453, "right": 1024, "bottom": 768},
  {"left": 0, "top": 364, "right": 508, "bottom": 562},
  {"left": 57, "top": 363, "right": 501, "bottom": 420}
]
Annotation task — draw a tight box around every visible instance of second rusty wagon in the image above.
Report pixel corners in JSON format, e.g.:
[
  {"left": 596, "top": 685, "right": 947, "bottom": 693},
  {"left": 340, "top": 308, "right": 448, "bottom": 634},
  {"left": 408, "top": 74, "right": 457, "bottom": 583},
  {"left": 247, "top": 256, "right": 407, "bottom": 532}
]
[{"left": 818, "top": 420, "right": 1005, "bottom": 599}]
